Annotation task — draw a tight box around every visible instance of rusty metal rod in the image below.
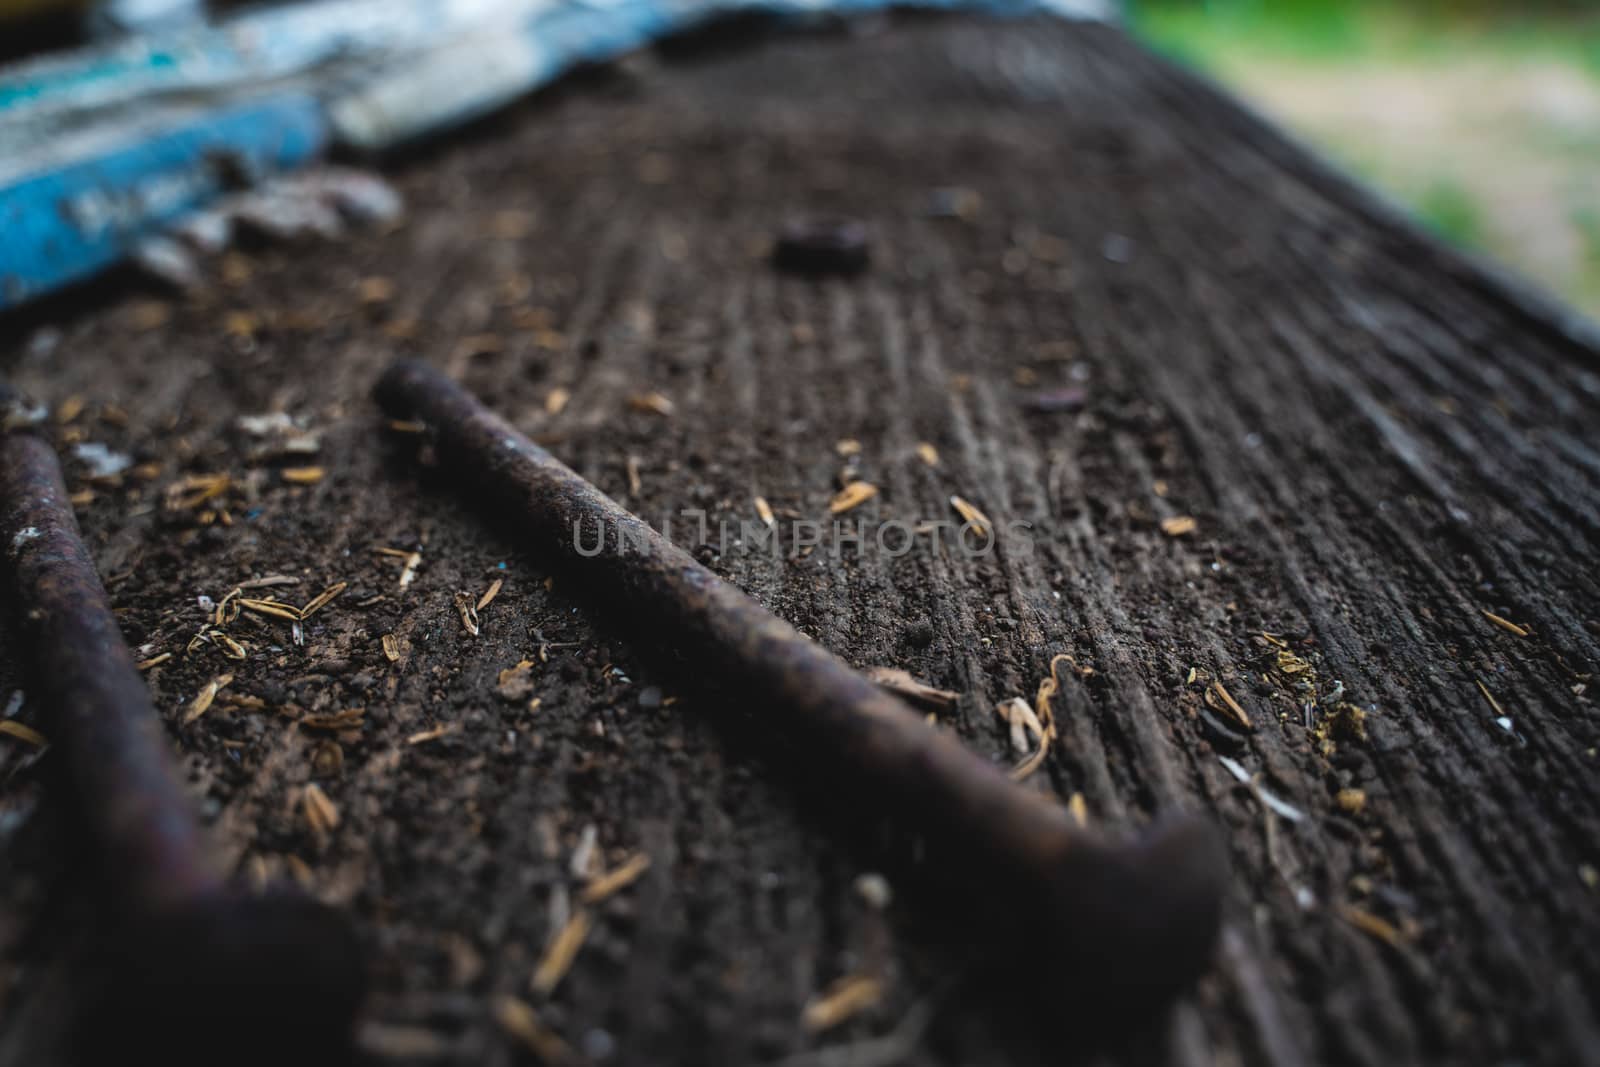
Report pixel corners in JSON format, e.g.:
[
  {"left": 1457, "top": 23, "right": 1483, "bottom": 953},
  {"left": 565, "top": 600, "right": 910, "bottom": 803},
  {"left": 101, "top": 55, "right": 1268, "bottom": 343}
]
[
  {"left": 377, "top": 358, "right": 1226, "bottom": 999},
  {"left": 0, "top": 401, "right": 363, "bottom": 1055}
]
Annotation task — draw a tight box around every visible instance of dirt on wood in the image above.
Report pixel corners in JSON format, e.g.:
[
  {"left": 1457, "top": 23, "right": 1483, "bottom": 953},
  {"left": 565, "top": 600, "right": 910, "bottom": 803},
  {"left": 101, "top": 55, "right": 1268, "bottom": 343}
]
[{"left": 1, "top": 13, "right": 1597, "bottom": 1066}]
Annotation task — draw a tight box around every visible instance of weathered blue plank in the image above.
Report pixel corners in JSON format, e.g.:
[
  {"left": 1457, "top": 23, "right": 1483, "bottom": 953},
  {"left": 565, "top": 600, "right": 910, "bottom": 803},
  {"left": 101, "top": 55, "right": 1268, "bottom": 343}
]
[{"left": 0, "top": 93, "right": 326, "bottom": 309}]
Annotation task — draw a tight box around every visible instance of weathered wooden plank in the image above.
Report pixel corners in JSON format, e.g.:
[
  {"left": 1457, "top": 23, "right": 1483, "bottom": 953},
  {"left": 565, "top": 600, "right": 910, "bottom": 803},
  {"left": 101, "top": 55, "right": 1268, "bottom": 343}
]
[{"left": 0, "top": 14, "right": 1595, "bottom": 1065}]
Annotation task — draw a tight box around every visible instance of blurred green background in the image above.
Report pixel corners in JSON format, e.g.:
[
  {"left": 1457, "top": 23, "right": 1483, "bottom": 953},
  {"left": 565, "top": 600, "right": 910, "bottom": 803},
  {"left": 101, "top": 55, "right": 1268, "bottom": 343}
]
[{"left": 1131, "top": 0, "right": 1600, "bottom": 316}]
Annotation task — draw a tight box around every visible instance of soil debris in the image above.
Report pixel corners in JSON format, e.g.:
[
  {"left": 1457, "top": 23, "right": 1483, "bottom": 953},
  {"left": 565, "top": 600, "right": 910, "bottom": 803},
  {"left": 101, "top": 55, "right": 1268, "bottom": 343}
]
[{"left": 498, "top": 661, "right": 538, "bottom": 702}]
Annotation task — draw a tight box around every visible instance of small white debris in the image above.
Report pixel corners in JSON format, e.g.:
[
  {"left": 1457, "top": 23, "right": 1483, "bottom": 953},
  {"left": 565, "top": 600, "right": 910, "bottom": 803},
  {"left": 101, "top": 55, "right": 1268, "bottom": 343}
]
[
  {"left": 1219, "top": 755, "right": 1305, "bottom": 823},
  {"left": 132, "top": 235, "right": 201, "bottom": 290},
  {"left": 569, "top": 824, "right": 599, "bottom": 879},
  {"left": 854, "top": 873, "right": 892, "bottom": 910},
  {"left": 72, "top": 442, "right": 133, "bottom": 478},
  {"left": 237, "top": 412, "right": 299, "bottom": 436},
  {"left": 1496, "top": 716, "right": 1514, "bottom": 733},
  {"left": 11, "top": 527, "right": 41, "bottom": 552}
]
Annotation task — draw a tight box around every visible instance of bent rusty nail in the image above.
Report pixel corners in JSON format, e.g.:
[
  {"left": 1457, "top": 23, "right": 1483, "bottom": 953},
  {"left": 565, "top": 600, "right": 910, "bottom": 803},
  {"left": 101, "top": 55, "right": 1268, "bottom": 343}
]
[
  {"left": 375, "top": 358, "right": 1227, "bottom": 1001},
  {"left": 0, "top": 395, "right": 364, "bottom": 1053}
]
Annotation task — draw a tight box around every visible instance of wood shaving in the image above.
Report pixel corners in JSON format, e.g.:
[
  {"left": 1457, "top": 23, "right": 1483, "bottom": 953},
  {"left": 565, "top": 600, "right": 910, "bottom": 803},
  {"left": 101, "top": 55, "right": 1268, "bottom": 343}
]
[
  {"left": 281, "top": 466, "right": 325, "bottom": 485},
  {"left": 302, "top": 783, "right": 340, "bottom": 835},
  {"left": 915, "top": 442, "right": 940, "bottom": 467},
  {"left": 239, "top": 597, "right": 302, "bottom": 622},
  {"left": 1068, "top": 792, "right": 1088, "bottom": 827},
  {"left": 802, "top": 974, "right": 884, "bottom": 1033},
  {"left": 829, "top": 481, "right": 878, "bottom": 514},
  {"left": 166, "top": 473, "right": 231, "bottom": 511},
  {"left": 1161, "top": 515, "right": 1198, "bottom": 537},
  {"left": 381, "top": 634, "right": 401, "bottom": 662},
  {"left": 285, "top": 854, "right": 314, "bottom": 889},
  {"left": 373, "top": 545, "right": 423, "bottom": 589},
  {"left": 545, "top": 388, "right": 570, "bottom": 415},
  {"left": 240, "top": 575, "right": 300, "bottom": 590},
  {"left": 1340, "top": 904, "right": 1408, "bottom": 948},
  {"left": 0, "top": 721, "right": 47, "bottom": 746},
  {"left": 581, "top": 852, "right": 651, "bottom": 905},
  {"left": 754, "top": 495, "right": 775, "bottom": 528},
  {"left": 835, "top": 439, "right": 862, "bottom": 457},
  {"left": 996, "top": 697, "right": 1040, "bottom": 756},
  {"left": 1475, "top": 679, "right": 1507, "bottom": 719},
  {"left": 406, "top": 725, "right": 456, "bottom": 745},
  {"left": 1208, "top": 680, "right": 1252, "bottom": 729},
  {"left": 1481, "top": 610, "right": 1529, "bottom": 638},
  {"left": 299, "top": 708, "right": 366, "bottom": 732},
  {"left": 865, "top": 667, "right": 957, "bottom": 712},
  {"left": 494, "top": 997, "right": 574, "bottom": 1064},
  {"left": 626, "top": 456, "right": 642, "bottom": 496},
  {"left": 358, "top": 276, "right": 394, "bottom": 304},
  {"left": 387, "top": 419, "right": 426, "bottom": 434},
  {"left": 627, "top": 392, "right": 675, "bottom": 416},
  {"left": 949, "top": 494, "right": 990, "bottom": 536},
  {"left": 531, "top": 910, "right": 592, "bottom": 997},
  {"left": 137, "top": 652, "right": 172, "bottom": 670},
  {"left": 1007, "top": 653, "right": 1070, "bottom": 781},
  {"left": 1336, "top": 788, "right": 1367, "bottom": 815},
  {"left": 477, "top": 578, "right": 505, "bottom": 612},
  {"left": 301, "top": 581, "right": 347, "bottom": 619},
  {"left": 454, "top": 592, "right": 481, "bottom": 636},
  {"left": 183, "top": 674, "right": 233, "bottom": 725}
]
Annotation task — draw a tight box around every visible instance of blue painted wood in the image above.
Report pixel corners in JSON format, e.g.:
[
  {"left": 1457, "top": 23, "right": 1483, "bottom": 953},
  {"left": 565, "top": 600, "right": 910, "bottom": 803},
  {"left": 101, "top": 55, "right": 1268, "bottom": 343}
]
[
  {"left": 0, "top": 0, "right": 1107, "bottom": 309},
  {"left": 0, "top": 93, "right": 326, "bottom": 309}
]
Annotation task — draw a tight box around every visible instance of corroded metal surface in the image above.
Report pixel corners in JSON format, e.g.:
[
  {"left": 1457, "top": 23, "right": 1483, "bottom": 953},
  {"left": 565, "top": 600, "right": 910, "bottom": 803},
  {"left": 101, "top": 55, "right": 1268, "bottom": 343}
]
[{"left": 0, "top": 410, "right": 365, "bottom": 1060}]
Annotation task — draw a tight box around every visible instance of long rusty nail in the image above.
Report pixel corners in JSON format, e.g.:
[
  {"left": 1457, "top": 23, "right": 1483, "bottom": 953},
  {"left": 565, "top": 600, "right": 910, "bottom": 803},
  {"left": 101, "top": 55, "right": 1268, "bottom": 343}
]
[
  {"left": 0, "top": 398, "right": 364, "bottom": 1058},
  {"left": 375, "top": 358, "right": 1225, "bottom": 1002}
]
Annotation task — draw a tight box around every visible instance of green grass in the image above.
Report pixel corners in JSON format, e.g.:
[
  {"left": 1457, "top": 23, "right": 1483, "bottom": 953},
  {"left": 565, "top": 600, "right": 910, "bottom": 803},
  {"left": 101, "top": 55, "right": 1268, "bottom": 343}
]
[
  {"left": 1575, "top": 208, "right": 1600, "bottom": 287},
  {"left": 1128, "top": 0, "right": 1600, "bottom": 309},
  {"left": 1415, "top": 179, "right": 1486, "bottom": 248},
  {"left": 1130, "top": 1, "right": 1600, "bottom": 74}
]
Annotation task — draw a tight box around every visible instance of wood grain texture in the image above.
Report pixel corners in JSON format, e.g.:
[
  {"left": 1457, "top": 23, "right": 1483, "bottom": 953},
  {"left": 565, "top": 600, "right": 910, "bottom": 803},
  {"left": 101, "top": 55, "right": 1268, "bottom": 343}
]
[{"left": 0, "top": 14, "right": 1596, "bottom": 1066}]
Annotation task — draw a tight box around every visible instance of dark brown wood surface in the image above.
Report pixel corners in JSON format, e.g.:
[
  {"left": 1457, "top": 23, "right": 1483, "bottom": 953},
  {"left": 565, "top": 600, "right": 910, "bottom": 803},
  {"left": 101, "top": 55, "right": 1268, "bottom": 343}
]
[{"left": 1, "top": 14, "right": 1596, "bottom": 1065}]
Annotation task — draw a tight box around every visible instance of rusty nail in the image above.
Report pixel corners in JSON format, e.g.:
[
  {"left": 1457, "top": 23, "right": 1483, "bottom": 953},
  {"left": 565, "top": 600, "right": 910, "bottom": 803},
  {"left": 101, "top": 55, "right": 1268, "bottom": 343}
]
[
  {"left": 375, "top": 359, "right": 1225, "bottom": 1002},
  {"left": 0, "top": 395, "right": 364, "bottom": 1057},
  {"left": 773, "top": 215, "right": 870, "bottom": 276}
]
